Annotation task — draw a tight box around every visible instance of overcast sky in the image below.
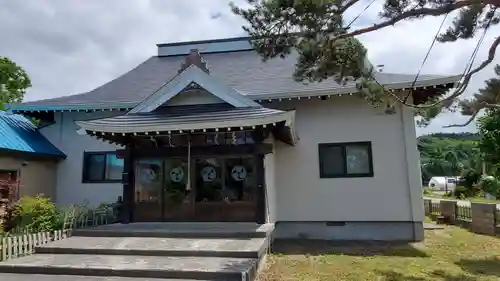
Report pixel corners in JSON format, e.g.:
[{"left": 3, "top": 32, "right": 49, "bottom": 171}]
[{"left": 1, "top": 0, "right": 499, "bottom": 135}]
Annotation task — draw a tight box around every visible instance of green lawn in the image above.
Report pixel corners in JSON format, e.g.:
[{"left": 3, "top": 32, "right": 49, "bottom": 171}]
[{"left": 258, "top": 224, "right": 500, "bottom": 281}]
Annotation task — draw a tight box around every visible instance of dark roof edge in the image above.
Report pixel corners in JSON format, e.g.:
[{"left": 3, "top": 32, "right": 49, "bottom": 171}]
[
  {"left": 157, "top": 35, "right": 252, "bottom": 47},
  {"left": 8, "top": 75, "right": 459, "bottom": 113},
  {"left": 155, "top": 31, "right": 324, "bottom": 47},
  {"left": 0, "top": 147, "right": 66, "bottom": 161}
]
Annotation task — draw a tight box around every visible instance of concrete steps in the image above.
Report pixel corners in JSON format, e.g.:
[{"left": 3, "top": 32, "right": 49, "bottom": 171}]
[
  {"left": 36, "top": 236, "right": 268, "bottom": 259},
  {"left": 0, "top": 222, "right": 273, "bottom": 281},
  {"left": 72, "top": 222, "right": 273, "bottom": 239},
  {"left": 0, "top": 273, "right": 227, "bottom": 281},
  {"left": 0, "top": 254, "right": 257, "bottom": 280}
]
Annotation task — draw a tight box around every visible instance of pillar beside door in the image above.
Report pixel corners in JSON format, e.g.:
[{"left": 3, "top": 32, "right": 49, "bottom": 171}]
[
  {"left": 255, "top": 153, "right": 267, "bottom": 224},
  {"left": 252, "top": 128, "right": 268, "bottom": 224},
  {"left": 120, "top": 145, "right": 135, "bottom": 224}
]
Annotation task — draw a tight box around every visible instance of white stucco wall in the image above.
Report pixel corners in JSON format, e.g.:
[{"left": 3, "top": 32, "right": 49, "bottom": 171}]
[
  {"left": 40, "top": 111, "right": 123, "bottom": 207},
  {"left": 40, "top": 94, "right": 421, "bottom": 224},
  {"left": 272, "top": 96, "right": 421, "bottom": 222}
]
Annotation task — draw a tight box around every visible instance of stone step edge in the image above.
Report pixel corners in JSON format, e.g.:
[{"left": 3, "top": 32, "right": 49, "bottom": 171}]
[
  {"left": 0, "top": 263, "right": 257, "bottom": 281},
  {"left": 0, "top": 274, "right": 224, "bottom": 281},
  {"left": 34, "top": 246, "right": 264, "bottom": 259},
  {"left": 71, "top": 230, "right": 269, "bottom": 239}
]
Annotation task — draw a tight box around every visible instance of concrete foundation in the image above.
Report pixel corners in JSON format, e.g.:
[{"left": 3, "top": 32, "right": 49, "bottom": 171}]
[{"left": 274, "top": 221, "right": 424, "bottom": 241}]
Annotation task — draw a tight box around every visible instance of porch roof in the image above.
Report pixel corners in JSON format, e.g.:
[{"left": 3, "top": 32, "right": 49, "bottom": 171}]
[{"left": 75, "top": 105, "right": 297, "bottom": 145}]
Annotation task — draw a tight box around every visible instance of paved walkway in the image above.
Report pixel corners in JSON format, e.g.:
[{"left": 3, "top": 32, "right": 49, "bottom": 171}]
[{"left": 423, "top": 223, "right": 445, "bottom": 230}]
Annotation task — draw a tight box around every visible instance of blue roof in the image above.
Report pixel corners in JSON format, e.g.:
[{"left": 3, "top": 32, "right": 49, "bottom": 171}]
[{"left": 0, "top": 112, "right": 66, "bottom": 158}]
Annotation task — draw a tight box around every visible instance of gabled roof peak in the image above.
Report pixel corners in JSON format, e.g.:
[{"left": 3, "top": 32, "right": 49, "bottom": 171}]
[
  {"left": 128, "top": 65, "right": 260, "bottom": 114},
  {"left": 178, "top": 49, "right": 209, "bottom": 74}
]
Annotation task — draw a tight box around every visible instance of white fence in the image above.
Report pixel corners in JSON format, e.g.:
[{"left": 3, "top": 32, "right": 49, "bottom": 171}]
[
  {"left": 0, "top": 203, "right": 118, "bottom": 262},
  {"left": 0, "top": 230, "right": 67, "bottom": 261}
]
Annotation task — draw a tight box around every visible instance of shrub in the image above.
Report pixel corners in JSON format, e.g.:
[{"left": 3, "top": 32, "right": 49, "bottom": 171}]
[
  {"left": 10, "top": 195, "right": 60, "bottom": 232},
  {"left": 423, "top": 188, "right": 432, "bottom": 195},
  {"left": 479, "top": 176, "right": 500, "bottom": 198},
  {"left": 453, "top": 186, "right": 468, "bottom": 199},
  {"left": 461, "top": 169, "right": 481, "bottom": 189},
  {"left": 2, "top": 202, "right": 17, "bottom": 232}
]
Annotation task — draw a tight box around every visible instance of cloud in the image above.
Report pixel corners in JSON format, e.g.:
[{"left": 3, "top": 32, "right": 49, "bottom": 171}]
[{"left": 0, "top": 0, "right": 498, "bottom": 135}]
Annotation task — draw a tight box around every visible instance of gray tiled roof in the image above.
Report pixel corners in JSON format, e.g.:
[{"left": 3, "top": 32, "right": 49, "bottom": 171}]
[
  {"left": 14, "top": 50, "right": 461, "bottom": 110},
  {"left": 76, "top": 104, "right": 293, "bottom": 134}
]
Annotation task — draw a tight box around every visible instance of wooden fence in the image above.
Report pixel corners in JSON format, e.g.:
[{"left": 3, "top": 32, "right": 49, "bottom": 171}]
[
  {"left": 424, "top": 199, "right": 500, "bottom": 235},
  {"left": 430, "top": 202, "right": 441, "bottom": 215},
  {"left": 0, "top": 203, "right": 119, "bottom": 262},
  {"left": 456, "top": 205, "right": 472, "bottom": 221},
  {"left": 0, "top": 230, "right": 67, "bottom": 261}
]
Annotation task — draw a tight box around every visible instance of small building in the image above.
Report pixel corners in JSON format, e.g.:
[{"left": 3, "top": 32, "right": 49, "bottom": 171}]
[
  {"left": 428, "top": 176, "right": 459, "bottom": 192},
  {"left": 0, "top": 112, "right": 66, "bottom": 200},
  {"left": 8, "top": 36, "right": 461, "bottom": 241}
]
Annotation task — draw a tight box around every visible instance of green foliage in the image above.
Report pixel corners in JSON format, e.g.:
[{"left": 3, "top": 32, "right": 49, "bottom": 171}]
[
  {"left": 231, "top": 0, "right": 500, "bottom": 124},
  {"left": 453, "top": 186, "right": 468, "bottom": 199},
  {"left": 418, "top": 133, "right": 480, "bottom": 182},
  {"left": 477, "top": 109, "right": 500, "bottom": 177},
  {"left": 478, "top": 176, "right": 500, "bottom": 198},
  {"left": 0, "top": 57, "right": 31, "bottom": 107},
  {"left": 10, "top": 196, "right": 61, "bottom": 232},
  {"left": 461, "top": 168, "right": 482, "bottom": 189},
  {"left": 453, "top": 183, "right": 481, "bottom": 199}
]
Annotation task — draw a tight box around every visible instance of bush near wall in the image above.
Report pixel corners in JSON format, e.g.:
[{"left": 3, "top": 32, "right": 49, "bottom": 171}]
[{"left": 9, "top": 196, "right": 63, "bottom": 233}]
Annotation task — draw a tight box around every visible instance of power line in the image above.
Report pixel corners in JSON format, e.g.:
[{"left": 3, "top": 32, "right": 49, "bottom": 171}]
[
  {"left": 410, "top": 14, "right": 449, "bottom": 89},
  {"left": 402, "top": 13, "right": 449, "bottom": 103},
  {"left": 346, "top": 0, "right": 378, "bottom": 28}
]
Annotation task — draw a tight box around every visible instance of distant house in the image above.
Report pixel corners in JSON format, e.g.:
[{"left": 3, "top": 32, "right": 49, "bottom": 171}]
[
  {"left": 8, "top": 36, "right": 461, "bottom": 241},
  {"left": 0, "top": 112, "right": 66, "bottom": 200}
]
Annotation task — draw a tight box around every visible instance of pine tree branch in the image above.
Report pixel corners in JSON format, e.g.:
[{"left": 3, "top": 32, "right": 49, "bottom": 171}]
[
  {"left": 443, "top": 110, "right": 480, "bottom": 127},
  {"left": 385, "top": 35, "right": 500, "bottom": 110},
  {"left": 443, "top": 103, "right": 500, "bottom": 127},
  {"left": 335, "top": 0, "right": 476, "bottom": 41},
  {"left": 449, "top": 36, "right": 500, "bottom": 98}
]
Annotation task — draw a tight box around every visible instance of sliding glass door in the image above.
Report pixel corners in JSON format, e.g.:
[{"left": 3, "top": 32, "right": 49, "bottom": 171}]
[
  {"left": 134, "top": 159, "right": 163, "bottom": 221},
  {"left": 133, "top": 156, "right": 257, "bottom": 222}
]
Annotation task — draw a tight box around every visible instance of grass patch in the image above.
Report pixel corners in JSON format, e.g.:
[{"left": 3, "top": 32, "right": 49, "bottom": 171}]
[
  {"left": 424, "top": 192, "right": 500, "bottom": 204},
  {"left": 467, "top": 197, "right": 500, "bottom": 204},
  {"left": 258, "top": 225, "right": 500, "bottom": 281}
]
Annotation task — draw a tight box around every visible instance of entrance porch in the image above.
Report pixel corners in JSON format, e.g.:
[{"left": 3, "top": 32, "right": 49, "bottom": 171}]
[
  {"left": 76, "top": 105, "right": 296, "bottom": 224},
  {"left": 74, "top": 49, "right": 297, "bottom": 224}
]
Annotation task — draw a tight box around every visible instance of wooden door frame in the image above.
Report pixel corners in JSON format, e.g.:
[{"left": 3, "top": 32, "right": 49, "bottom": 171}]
[
  {"left": 120, "top": 144, "right": 270, "bottom": 224},
  {"left": 191, "top": 155, "right": 257, "bottom": 222}
]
